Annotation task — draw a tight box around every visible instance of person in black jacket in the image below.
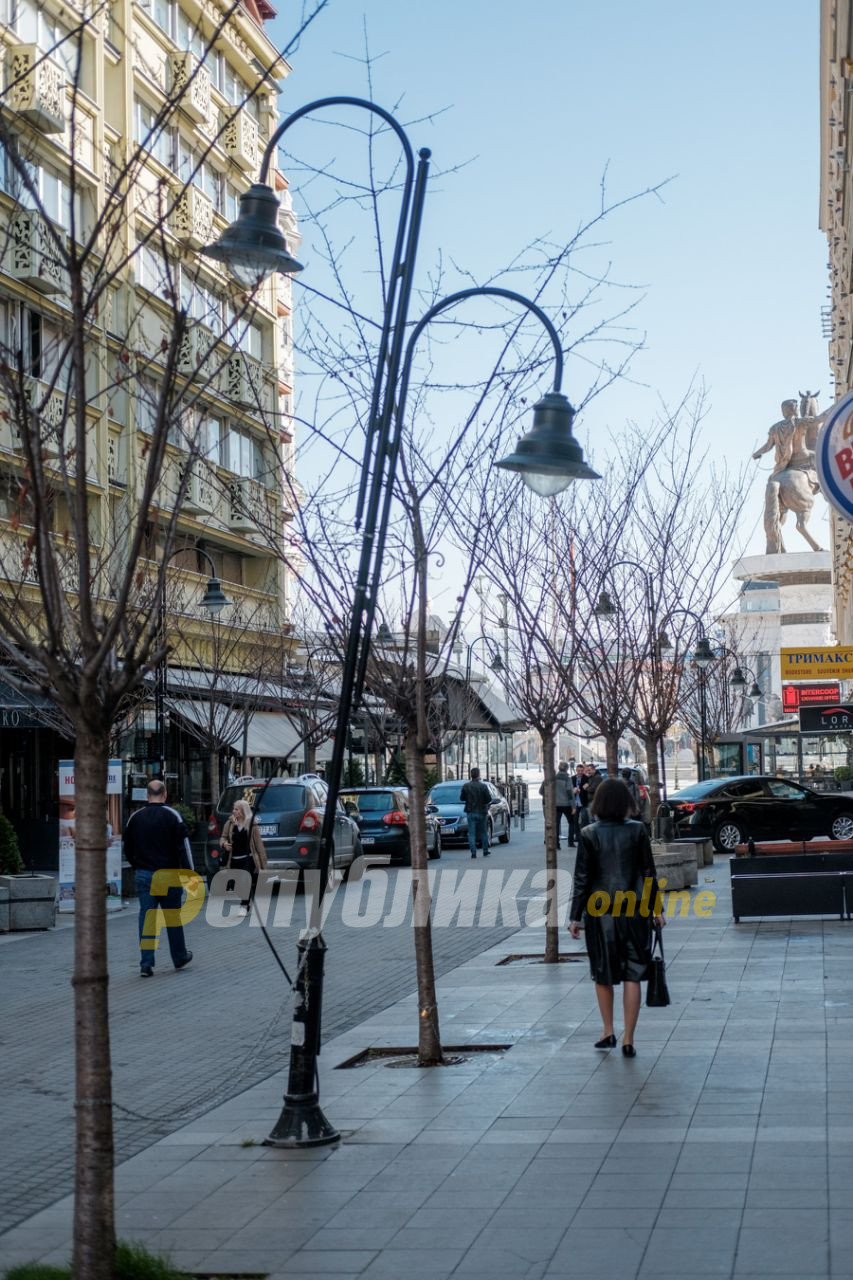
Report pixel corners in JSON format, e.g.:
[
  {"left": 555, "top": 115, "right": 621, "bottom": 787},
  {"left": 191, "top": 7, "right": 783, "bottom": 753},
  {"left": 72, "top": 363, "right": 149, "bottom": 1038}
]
[
  {"left": 124, "top": 779, "right": 195, "bottom": 977},
  {"left": 568, "top": 778, "right": 664, "bottom": 1056}
]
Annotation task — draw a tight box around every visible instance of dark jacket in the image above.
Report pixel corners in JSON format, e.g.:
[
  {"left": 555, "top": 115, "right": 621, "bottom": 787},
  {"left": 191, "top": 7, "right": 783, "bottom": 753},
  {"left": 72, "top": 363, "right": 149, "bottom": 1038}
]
[
  {"left": 124, "top": 803, "right": 194, "bottom": 872},
  {"left": 460, "top": 780, "right": 491, "bottom": 815},
  {"left": 569, "top": 819, "right": 660, "bottom": 923}
]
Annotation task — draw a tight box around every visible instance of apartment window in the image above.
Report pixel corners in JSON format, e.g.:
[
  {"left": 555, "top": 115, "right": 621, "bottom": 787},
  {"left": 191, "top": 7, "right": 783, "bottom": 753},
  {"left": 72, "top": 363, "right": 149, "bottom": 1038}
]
[
  {"left": 227, "top": 427, "right": 261, "bottom": 479},
  {"left": 223, "top": 181, "right": 240, "bottom": 223},
  {"left": 177, "top": 9, "right": 205, "bottom": 59},
  {"left": 149, "top": 0, "right": 177, "bottom": 40},
  {"left": 136, "top": 239, "right": 173, "bottom": 296},
  {"left": 136, "top": 377, "right": 161, "bottom": 434},
  {"left": 13, "top": 0, "right": 77, "bottom": 78},
  {"left": 12, "top": 306, "right": 69, "bottom": 391},
  {"left": 201, "top": 414, "right": 224, "bottom": 465},
  {"left": 234, "top": 318, "right": 263, "bottom": 360},
  {"left": 134, "top": 98, "right": 174, "bottom": 169}
]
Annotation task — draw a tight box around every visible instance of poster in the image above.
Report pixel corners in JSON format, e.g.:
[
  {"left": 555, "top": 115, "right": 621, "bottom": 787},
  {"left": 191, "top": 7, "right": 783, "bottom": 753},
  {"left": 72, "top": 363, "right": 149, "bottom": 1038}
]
[{"left": 58, "top": 759, "right": 123, "bottom": 912}]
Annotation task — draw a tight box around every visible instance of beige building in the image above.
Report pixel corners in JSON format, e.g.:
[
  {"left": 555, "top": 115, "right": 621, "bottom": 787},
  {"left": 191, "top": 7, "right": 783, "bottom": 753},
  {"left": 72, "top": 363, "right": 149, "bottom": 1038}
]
[
  {"left": 0, "top": 0, "right": 301, "bottom": 848},
  {"left": 820, "top": 0, "right": 853, "bottom": 641}
]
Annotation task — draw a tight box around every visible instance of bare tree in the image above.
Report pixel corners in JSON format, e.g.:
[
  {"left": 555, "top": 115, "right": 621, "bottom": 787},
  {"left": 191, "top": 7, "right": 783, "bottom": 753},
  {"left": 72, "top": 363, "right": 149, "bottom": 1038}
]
[{"left": 0, "top": 3, "right": 326, "bottom": 1272}]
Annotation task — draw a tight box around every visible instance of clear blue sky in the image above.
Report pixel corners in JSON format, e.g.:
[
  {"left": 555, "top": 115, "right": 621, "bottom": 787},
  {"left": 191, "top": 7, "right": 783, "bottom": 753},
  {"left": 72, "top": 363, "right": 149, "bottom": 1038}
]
[{"left": 268, "top": 0, "right": 829, "bottom": 570}]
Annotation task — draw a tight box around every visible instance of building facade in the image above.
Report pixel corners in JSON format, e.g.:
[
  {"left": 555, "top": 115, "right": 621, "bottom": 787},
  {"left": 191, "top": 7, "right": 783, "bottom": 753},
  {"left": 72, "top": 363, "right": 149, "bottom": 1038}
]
[{"left": 0, "top": 0, "right": 300, "bottom": 864}]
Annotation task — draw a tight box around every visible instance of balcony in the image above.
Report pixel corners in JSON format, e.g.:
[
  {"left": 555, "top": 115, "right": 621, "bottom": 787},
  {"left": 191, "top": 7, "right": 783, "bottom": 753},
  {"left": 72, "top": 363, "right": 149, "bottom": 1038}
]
[
  {"left": 228, "top": 475, "right": 264, "bottom": 531},
  {"left": 168, "top": 51, "right": 211, "bottom": 125},
  {"left": 171, "top": 185, "right": 214, "bottom": 250},
  {"left": 177, "top": 324, "right": 217, "bottom": 378},
  {"left": 24, "top": 379, "right": 65, "bottom": 457},
  {"left": 7, "top": 210, "right": 65, "bottom": 294},
  {"left": 222, "top": 108, "right": 259, "bottom": 174},
  {"left": 182, "top": 458, "right": 217, "bottom": 515},
  {"left": 223, "top": 352, "right": 266, "bottom": 410},
  {"left": 7, "top": 43, "right": 66, "bottom": 134}
]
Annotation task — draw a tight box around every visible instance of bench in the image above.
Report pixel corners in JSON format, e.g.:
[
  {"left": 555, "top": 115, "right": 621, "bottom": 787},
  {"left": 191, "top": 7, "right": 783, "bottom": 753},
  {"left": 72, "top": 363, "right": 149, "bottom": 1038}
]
[{"left": 729, "top": 851, "right": 853, "bottom": 922}]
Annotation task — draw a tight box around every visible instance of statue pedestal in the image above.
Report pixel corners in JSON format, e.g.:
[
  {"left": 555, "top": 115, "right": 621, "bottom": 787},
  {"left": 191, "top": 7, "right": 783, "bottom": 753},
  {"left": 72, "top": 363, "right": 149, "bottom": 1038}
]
[{"left": 732, "top": 552, "right": 832, "bottom": 651}]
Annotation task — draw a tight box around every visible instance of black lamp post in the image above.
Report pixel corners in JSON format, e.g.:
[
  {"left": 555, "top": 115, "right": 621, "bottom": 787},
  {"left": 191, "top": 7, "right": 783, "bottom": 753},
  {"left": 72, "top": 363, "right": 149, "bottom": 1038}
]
[
  {"left": 458, "top": 635, "right": 503, "bottom": 779},
  {"left": 594, "top": 559, "right": 667, "bottom": 801},
  {"left": 203, "top": 105, "right": 599, "bottom": 1150},
  {"left": 658, "top": 611, "right": 713, "bottom": 783},
  {"left": 156, "top": 548, "right": 229, "bottom": 780}
]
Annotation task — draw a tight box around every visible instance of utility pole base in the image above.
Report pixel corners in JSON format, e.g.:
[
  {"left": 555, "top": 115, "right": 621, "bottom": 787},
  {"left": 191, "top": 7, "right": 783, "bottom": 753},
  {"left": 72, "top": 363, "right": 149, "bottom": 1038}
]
[{"left": 265, "top": 1095, "right": 340, "bottom": 1148}]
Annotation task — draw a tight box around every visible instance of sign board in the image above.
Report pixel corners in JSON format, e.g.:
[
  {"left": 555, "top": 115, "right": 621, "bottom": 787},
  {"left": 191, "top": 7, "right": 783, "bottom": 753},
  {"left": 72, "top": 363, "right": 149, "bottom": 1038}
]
[
  {"left": 781, "top": 648, "right": 853, "bottom": 681},
  {"left": 782, "top": 683, "right": 842, "bottom": 712},
  {"left": 817, "top": 388, "right": 853, "bottom": 522},
  {"left": 58, "top": 759, "right": 123, "bottom": 913},
  {"left": 799, "top": 703, "right": 853, "bottom": 733}
]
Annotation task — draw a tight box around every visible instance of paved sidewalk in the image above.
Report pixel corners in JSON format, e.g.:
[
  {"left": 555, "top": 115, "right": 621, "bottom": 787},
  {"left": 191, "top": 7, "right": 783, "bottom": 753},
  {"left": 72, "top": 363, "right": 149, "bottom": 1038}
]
[{"left": 4, "top": 854, "right": 853, "bottom": 1279}]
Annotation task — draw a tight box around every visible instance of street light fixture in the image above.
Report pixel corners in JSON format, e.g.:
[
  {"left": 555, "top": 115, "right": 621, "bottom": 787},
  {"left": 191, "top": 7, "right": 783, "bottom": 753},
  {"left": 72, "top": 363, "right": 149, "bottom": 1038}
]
[
  {"left": 458, "top": 635, "right": 504, "bottom": 779},
  {"left": 204, "top": 100, "right": 601, "bottom": 1153},
  {"left": 156, "top": 547, "right": 230, "bottom": 779},
  {"left": 594, "top": 589, "right": 616, "bottom": 618}
]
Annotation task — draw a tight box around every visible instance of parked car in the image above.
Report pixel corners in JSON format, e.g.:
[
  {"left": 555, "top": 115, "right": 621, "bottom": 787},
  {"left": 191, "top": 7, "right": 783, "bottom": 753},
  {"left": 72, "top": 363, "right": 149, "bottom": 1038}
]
[
  {"left": 200, "top": 776, "right": 361, "bottom": 881},
  {"left": 426, "top": 779, "right": 512, "bottom": 847},
  {"left": 667, "top": 774, "right": 853, "bottom": 852},
  {"left": 339, "top": 787, "right": 442, "bottom": 864}
]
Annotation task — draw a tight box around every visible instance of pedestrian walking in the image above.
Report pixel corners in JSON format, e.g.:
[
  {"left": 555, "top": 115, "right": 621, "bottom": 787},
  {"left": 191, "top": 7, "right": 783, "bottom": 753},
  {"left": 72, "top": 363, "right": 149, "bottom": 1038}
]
[
  {"left": 221, "top": 799, "right": 268, "bottom": 916},
  {"left": 620, "top": 768, "right": 642, "bottom": 818},
  {"left": 568, "top": 777, "right": 665, "bottom": 1057},
  {"left": 539, "top": 761, "right": 577, "bottom": 848},
  {"left": 460, "top": 767, "right": 492, "bottom": 859},
  {"left": 124, "top": 779, "right": 195, "bottom": 978},
  {"left": 577, "top": 762, "right": 601, "bottom": 829}
]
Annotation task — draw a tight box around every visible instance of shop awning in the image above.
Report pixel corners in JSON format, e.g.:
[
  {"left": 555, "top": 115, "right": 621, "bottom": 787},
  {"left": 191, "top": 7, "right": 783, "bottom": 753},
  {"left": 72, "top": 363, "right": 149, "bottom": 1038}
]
[{"left": 170, "top": 701, "right": 304, "bottom": 759}]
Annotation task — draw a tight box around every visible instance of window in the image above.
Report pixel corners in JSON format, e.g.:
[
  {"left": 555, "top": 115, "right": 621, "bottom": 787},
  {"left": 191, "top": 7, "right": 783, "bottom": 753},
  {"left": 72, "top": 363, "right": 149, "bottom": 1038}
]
[
  {"left": 200, "top": 414, "right": 223, "bottom": 465},
  {"left": 150, "top": 0, "right": 177, "bottom": 39},
  {"left": 177, "top": 9, "right": 205, "bottom": 58},
  {"left": 226, "top": 427, "right": 261, "bottom": 478},
  {"left": 134, "top": 98, "right": 174, "bottom": 169},
  {"left": 136, "top": 239, "right": 173, "bottom": 296},
  {"left": 766, "top": 780, "right": 805, "bottom": 800},
  {"left": 235, "top": 318, "right": 263, "bottom": 360},
  {"left": 725, "top": 781, "right": 765, "bottom": 800},
  {"left": 11, "top": 306, "right": 68, "bottom": 390},
  {"left": 136, "top": 377, "right": 161, "bottom": 434},
  {"left": 13, "top": 0, "right": 77, "bottom": 77}
]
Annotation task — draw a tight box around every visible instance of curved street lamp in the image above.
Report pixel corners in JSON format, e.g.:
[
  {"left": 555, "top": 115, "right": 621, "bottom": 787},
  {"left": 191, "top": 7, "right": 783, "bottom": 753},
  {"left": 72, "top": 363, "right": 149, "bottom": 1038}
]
[{"left": 457, "top": 634, "right": 504, "bottom": 780}]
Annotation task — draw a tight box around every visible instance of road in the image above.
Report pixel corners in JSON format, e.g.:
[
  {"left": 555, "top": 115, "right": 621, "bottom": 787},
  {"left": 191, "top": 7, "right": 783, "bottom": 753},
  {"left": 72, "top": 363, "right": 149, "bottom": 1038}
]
[{"left": 0, "top": 809, "right": 563, "bottom": 1234}]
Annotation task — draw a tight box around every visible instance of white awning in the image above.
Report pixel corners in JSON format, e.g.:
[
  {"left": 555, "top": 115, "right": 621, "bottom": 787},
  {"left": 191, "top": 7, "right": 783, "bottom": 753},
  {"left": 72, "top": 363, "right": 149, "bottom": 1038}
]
[{"left": 169, "top": 701, "right": 304, "bottom": 759}]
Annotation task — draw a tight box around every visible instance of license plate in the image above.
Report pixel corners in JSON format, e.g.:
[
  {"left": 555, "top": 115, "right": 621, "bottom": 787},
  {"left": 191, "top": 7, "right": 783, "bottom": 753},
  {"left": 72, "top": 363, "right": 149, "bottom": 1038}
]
[
  {"left": 360, "top": 836, "right": 376, "bottom": 845},
  {"left": 258, "top": 824, "right": 278, "bottom": 836}
]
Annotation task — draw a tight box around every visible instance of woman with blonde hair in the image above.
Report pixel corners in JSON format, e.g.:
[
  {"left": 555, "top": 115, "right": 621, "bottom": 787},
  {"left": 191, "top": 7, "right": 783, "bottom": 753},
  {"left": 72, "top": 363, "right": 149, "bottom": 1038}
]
[{"left": 221, "top": 798, "right": 268, "bottom": 916}]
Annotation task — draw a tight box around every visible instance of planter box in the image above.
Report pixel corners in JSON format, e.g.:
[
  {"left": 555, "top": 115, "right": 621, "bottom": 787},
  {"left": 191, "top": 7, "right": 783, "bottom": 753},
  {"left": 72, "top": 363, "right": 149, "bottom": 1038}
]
[
  {"left": 729, "top": 852, "right": 853, "bottom": 922},
  {"left": 0, "top": 884, "right": 8, "bottom": 931},
  {"left": 0, "top": 874, "right": 56, "bottom": 929}
]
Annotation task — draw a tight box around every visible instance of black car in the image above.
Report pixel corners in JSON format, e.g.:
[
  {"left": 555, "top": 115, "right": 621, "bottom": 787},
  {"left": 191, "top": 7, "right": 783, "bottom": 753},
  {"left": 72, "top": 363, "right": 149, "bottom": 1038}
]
[
  {"left": 668, "top": 774, "right": 853, "bottom": 853},
  {"left": 200, "top": 776, "right": 361, "bottom": 881},
  {"left": 426, "top": 779, "right": 512, "bottom": 847},
  {"left": 339, "top": 787, "right": 442, "bottom": 865}
]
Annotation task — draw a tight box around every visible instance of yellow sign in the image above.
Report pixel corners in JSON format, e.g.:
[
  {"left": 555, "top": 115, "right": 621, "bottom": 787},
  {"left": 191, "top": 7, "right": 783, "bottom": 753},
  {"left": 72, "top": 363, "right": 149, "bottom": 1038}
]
[{"left": 780, "top": 647, "right": 853, "bottom": 680}]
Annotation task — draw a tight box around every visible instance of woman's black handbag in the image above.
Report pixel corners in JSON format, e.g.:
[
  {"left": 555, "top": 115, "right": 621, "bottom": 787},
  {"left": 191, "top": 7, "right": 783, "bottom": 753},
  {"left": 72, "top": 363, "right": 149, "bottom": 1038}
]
[{"left": 646, "top": 924, "right": 670, "bottom": 1007}]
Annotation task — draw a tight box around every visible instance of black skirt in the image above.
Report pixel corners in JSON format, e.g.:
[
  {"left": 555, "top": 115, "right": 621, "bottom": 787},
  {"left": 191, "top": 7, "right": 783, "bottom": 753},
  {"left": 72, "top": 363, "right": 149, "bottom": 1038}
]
[{"left": 585, "top": 911, "right": 652, "bottom": 985}]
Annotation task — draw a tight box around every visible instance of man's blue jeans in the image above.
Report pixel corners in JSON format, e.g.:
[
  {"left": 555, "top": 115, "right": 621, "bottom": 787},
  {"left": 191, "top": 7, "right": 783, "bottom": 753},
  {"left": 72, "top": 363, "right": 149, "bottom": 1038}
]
[
  {"left": 135, "top": 870, "right": 190, "bottom": 970},
  {"left": 467, "top": 812, "right": 489, "bottom": 855}
]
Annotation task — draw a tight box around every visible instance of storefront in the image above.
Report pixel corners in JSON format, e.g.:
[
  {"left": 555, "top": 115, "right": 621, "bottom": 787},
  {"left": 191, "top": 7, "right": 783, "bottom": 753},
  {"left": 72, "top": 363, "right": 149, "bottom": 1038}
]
[
  {"left": 0, "top": 681, "right": 74, "bottom": 871},
  {"left": 714, "top": 720, "right": 853, "bottom": 790}
]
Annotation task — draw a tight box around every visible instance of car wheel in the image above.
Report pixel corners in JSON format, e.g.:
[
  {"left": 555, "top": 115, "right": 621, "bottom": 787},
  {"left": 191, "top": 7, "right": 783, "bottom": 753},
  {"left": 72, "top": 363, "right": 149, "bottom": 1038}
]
[
  {"left": 341, "top": 841, "right": 361, "bottom": 882},
  {"left": 830, "top": 813, "right": 853, "bottom": 841},
  {"left": 498, "top": 818, "right": 510, "bottom": 845},
  {"left": 713, "top": 820, "right": 745, "bottom": 853},
  {"left": 428, "top": 830, "right": 442, "bottom": 860}
]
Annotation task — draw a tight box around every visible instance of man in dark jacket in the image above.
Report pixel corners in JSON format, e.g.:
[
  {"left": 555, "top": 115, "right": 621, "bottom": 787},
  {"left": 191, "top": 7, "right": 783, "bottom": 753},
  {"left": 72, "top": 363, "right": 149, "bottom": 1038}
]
[
  {"left": 460, "top": 767, "right": 492, "bottom": 859},
  {"left": 124, "top": 779, "right": 195, "bottom": 977}
]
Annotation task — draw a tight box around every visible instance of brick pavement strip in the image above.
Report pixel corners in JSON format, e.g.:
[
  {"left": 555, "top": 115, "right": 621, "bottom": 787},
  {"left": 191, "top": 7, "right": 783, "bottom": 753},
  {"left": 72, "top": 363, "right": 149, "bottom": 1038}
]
[{"left": 4, "top": 835, "right": 853, "bottom": 1279}]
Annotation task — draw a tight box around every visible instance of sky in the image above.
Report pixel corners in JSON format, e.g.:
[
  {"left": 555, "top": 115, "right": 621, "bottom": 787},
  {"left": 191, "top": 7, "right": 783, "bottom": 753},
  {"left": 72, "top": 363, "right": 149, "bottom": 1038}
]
[{"left": 267, "top": 0, "right": 829, "bottom": 610}]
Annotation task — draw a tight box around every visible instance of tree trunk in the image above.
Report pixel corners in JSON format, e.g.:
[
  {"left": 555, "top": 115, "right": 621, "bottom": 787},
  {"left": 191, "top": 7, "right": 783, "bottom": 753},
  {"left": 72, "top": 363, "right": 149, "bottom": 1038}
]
[
  {"left": 540, "top": 729, "right": 559, "bottom": 964},
  {"left": 605, "top": 735, "right": 619, "bottom": 774},
  {"left": 406, "top": 725, "right": 443, "bottom": 1065},
  {"left": 644, "top": 735, "right": 661, "bottom": 820},
  {"left": 209, "top": 748, "right": 220, "bottom": 808},
  {"left": 72, "top": 724, "right": 115, "bottom": 1280},
  {"left": 304, "top": 740, "right": 317, "bottom": 773}
]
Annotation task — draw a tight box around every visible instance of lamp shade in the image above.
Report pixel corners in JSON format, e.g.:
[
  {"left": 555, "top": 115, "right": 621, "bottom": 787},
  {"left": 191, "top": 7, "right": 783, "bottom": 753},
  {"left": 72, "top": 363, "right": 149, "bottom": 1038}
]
[
  {"left": 200, "top": 576, "right": 229, "bottom": 614},
  {"left": 496, "top": 393, "right": 600, "bottom": 495},
  {"left": 730, "top": 666, "right": 747, "bottom": 688},
  {"left": 748, "top": 681, "right": 762, "bottom": 698},
  {"left": 201, "top": 184, "right": 304, "bottom": 287},
  {"left": 692, "top": 636, "right": 714, "bottom": 669},
  {"left": 594, "top": 589, "right": 616, "bottom": 618},
  {"left": 489, "top": 652, "right": 504, "bottom": 673},
  {"left": 376, "top": 622, "right": 393, "bottom": 644},
  {"left": 657, "top": 628, "right": 672, "bottom": 652}
]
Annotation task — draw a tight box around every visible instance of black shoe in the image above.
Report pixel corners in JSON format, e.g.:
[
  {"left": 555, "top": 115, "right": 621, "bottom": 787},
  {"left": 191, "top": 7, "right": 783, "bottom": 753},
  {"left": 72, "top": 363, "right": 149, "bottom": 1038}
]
[
  {"left": 568, "top": 842, "right": 575, "bottom": 847},
  {"left": 622, "top": 1044, "right": 636, "bottom": 1058},
  {"left": 174, "top": 951, "right": 193, "bottom": 971},
  {"left": 594, "top": 1034, "right": 616, "bottom": 1050},
  {"left": 483, "top": 851, "right": 490, "bottom": 857},
  {"left": 556, "top": 843, "right": 561, "bottom": 849},
  {"left": 140, "top": 966, "right": 153, "bottom": 978},
  {"left": 471, "top": 852, "right": 477, "bottom": 859}
]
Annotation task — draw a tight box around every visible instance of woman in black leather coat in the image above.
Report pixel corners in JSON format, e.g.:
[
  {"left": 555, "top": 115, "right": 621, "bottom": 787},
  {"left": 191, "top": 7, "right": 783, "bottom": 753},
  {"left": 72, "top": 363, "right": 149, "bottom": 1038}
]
[{"left": 569, "top": 778, "right": 665, "bottom": 1057}]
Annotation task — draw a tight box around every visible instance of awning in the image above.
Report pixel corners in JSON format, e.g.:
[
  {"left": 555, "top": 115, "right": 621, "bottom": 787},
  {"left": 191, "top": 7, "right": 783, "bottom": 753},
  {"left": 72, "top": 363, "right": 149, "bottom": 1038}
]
[{"left": 169, "top": 701, "right": 304, "bottom": 758}]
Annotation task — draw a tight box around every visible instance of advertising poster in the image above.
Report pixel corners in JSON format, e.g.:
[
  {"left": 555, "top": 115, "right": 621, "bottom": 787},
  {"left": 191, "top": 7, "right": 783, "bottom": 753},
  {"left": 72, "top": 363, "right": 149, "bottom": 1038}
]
[{"left": 58, "top": 759, "right": 123, "bottom": 913}]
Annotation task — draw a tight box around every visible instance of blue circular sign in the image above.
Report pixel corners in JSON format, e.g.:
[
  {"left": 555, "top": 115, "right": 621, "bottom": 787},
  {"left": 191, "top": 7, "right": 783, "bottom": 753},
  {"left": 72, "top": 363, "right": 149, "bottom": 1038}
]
[{"left": 817, "top": 388, "right": 853, "bottom": 522}]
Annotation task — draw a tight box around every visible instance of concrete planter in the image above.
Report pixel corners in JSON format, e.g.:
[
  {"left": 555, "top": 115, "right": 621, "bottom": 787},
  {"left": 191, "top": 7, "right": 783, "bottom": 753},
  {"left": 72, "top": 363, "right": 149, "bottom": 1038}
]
[
  {"left": 0, "top": 874, "right": 57, "bottom": 930},
  {"left": 0, "top": 884, "right": 8, "bottom": 932}
]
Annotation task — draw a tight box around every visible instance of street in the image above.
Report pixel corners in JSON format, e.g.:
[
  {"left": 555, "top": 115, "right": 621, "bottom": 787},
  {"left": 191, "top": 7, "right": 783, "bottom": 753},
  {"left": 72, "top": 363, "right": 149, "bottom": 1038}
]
[{"left": 0, "top": 811, "right": 558, "bottom": 1234}]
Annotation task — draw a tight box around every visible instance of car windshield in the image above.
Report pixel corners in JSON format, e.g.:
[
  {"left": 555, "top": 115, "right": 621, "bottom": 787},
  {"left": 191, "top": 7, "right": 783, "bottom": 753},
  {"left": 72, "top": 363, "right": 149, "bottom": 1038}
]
[
  {"left": 670, "top": 779, "right": 734, "bottom": 801},
  {"left": 218, "top": 784, "right": 306, "bottom": 814},
  {"left": 429, "top": 784, "right": 465, "bottom": 802},
  {"left": 341, "top": 792, "right": 396, "bottom": 813}
]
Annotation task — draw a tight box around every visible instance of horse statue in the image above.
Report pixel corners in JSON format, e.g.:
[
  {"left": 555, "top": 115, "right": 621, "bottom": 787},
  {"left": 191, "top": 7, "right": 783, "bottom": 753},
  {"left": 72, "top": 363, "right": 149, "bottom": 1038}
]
[{"left": 753, "top": 393, "right": 826, "bottom": 555}]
